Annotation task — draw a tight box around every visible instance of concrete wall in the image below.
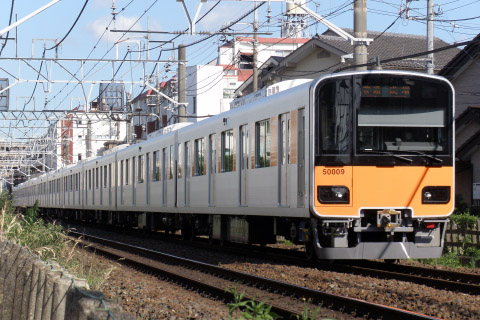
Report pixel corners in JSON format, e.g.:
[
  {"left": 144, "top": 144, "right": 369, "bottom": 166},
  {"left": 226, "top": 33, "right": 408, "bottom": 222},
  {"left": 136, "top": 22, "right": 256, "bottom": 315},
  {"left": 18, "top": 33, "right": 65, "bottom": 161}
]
[{"left": 0, "top": 242, "right": 133, "bottom": 320}]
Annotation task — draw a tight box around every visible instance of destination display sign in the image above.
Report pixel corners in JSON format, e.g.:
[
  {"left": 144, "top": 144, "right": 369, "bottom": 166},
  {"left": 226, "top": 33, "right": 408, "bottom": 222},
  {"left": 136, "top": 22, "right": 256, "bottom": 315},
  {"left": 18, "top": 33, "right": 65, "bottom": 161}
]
[{"left": 362, "top": 85, "right": 410, "bottom": 98}]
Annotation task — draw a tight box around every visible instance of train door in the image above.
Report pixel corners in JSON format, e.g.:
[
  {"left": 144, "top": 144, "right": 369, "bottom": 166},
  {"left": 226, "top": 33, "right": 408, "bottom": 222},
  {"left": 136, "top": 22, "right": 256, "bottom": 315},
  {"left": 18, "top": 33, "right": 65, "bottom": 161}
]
[
  {"left": 146, "top": 153, "right": 150, "bottom": 206},
  {"left": 184, "top": 141, "right": 190, "bottom": 206},
  {"left": 239, "top": 125, "right": 248, "bottom": 206},
  {"left": 279, "top": 113, "right": 290, "bottom": 206},
  {"left": 162, "top": 148, "right": 167, "bottom": 206},
  {"left": 297, "top": 108, "right": 305, "bottom": 207},
  {"left": 208, "top": 134, "right": 216, "bottom": 206}
]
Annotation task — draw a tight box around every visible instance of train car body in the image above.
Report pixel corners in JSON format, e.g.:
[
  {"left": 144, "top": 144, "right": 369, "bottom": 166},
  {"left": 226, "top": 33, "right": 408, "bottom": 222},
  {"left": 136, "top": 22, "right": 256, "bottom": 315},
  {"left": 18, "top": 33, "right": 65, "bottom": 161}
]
[{"left": 13, "top": 70, "right": 455, "bottom": 260}]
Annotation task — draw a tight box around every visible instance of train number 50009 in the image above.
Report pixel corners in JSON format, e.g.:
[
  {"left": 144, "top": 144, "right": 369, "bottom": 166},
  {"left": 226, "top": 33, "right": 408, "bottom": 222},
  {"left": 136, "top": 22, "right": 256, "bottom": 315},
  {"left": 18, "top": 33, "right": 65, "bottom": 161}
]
[{"left": 322, "top": 168, "right": 345, "bottom": 175}]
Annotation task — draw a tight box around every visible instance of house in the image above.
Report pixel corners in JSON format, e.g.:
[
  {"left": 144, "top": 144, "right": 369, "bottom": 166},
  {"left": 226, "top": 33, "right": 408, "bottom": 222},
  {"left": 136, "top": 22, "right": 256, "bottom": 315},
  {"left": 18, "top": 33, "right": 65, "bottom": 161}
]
[
  {"left": 236, "top": 29, "right": 459, "bottom": 96},
  {"left": 439, "top": 34, "right": 480, "bottom": 206}
]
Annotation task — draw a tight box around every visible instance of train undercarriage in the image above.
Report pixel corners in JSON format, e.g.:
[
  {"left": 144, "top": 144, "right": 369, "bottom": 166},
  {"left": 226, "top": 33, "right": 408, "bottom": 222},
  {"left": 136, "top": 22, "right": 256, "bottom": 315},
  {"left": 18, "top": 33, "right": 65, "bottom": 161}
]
[{"left": 40, "top": 207, "right": 447, "bottom": 260}]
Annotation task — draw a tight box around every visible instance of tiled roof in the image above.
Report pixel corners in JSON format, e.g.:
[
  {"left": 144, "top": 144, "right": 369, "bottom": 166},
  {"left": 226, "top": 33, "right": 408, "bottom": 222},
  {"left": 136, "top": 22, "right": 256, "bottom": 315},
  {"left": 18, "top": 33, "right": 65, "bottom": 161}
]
[
  {"left": 439, "top": 33, "right": 480, "bottom": 79},
  {"left": 317, "top": 29, "right": 459, "bottom": 70}
]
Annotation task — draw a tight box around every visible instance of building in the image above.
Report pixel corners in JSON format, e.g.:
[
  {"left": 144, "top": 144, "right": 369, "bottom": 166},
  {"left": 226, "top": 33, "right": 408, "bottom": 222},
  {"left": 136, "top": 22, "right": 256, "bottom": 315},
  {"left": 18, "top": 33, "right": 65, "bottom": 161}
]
[
  {"left": 236, "top": 29, "right": 459, "bottom": 96},
  {"left": 48, "top": 108, "right": 128, "bottom": 169},
  {"left": 439, "top": 34, "right": 480, "bottom": 206},
  {"left": 130, "top": 37, "right": 310, "bottom": 131}
]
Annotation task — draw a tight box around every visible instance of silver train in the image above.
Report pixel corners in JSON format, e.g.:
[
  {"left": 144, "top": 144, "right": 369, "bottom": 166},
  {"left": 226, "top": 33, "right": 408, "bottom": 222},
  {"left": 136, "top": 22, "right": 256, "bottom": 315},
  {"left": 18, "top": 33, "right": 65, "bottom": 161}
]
[{"left": 13, "top": 70, "right": 455, "bottom": 260}]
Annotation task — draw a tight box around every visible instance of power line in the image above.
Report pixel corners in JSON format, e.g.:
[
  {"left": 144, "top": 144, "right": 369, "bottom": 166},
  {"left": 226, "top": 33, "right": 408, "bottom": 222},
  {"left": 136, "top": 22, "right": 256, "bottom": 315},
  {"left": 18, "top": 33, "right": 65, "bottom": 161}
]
[
  {"left": 46, "top": 0, "right": 90, "bottom": 51},
  {"left": 0, "top": 0, "right": 14, "bottom": 56}
]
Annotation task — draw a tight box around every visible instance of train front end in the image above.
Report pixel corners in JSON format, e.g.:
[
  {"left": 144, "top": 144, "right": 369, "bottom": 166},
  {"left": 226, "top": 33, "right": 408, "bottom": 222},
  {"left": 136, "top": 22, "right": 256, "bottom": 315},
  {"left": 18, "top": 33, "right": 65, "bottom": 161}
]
[{"left": 311, "top": 71, "right": 454, "bottom": 259}]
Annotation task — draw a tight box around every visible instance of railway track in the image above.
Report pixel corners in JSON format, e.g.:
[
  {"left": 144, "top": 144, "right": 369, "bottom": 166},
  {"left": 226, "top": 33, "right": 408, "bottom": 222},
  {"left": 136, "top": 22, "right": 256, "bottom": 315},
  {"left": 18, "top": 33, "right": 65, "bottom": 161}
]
[
  {"left": 205, "top": 241, "right": 480, "bottom": 295},
  {"left": 68, "top": 230, "right": 441, "bottom": 320},
  {"left": 61, "top": 220, "right": 480, "bottom": 296}
]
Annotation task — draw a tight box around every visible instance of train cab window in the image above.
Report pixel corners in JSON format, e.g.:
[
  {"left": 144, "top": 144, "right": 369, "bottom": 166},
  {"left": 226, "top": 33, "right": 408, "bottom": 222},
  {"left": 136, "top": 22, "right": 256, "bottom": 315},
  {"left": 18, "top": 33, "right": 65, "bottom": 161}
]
[
  {"left": 355, "top": 76, "right": 450, "bottom": 155},
  {"left": 316, "top": 78, "right": 352, "bottom": 156},
  {"left": 194, "top": 138, "right": 205, "bottom": 176},
  {"left": 138, "top": 155, "right": 144, "bottom": 183},
  {"left": 255, "top": 119, "right": 271, "bottom": 168},
  {"left": 153, "top": 151, "right": 160, "bottom": 181},
  {"left": 221, "top": 130, "right": 234, "bottom": 172}
]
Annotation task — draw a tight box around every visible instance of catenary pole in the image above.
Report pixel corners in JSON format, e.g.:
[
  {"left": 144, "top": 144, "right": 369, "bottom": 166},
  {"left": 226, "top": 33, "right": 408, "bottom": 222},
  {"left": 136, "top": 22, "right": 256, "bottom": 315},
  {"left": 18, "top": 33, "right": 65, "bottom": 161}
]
[{"left": 354, "top": 0, "right": 368, "bottom": 70}]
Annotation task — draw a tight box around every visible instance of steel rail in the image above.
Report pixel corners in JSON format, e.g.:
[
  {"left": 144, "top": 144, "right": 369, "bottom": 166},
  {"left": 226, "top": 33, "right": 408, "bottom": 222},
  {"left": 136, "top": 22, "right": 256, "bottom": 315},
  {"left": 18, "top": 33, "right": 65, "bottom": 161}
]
[{"left": 69, "top": 230, "right": 441, "bottom": 320}]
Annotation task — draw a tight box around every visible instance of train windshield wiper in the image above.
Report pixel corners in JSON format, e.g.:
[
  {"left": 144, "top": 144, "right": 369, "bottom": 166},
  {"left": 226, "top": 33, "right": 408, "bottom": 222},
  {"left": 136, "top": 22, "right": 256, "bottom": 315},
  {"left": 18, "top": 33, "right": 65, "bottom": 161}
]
[
  {"left": 390, "top": 150, "right": 443, "bottom": 164},
  {"left": 361, "top": 150, "right": 413, "bottom": 163}
]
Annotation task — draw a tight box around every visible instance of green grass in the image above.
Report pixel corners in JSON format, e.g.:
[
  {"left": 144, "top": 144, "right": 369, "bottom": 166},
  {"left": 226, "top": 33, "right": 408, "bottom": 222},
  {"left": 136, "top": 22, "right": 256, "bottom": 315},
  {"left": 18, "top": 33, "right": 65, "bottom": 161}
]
[{"left": 2, "top": 192, "right": 112, "bottom": 290}]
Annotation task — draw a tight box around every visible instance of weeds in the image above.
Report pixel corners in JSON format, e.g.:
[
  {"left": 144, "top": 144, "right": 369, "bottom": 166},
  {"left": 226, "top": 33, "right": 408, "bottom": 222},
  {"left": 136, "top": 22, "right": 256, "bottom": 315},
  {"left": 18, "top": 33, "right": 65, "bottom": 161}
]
[
  {"left": 226, "top": 285, "right": 279, "bottom": 320},
  {"left": 0, "top": 192, "right": 112, "bottom": 290}
]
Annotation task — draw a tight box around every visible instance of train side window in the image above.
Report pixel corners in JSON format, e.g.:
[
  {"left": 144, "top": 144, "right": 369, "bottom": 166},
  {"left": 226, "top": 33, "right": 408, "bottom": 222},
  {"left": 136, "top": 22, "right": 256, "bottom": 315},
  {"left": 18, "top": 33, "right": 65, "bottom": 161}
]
[
  {"left": 132, "top": 156, "right": 136, "bottom": 184},
  {"left": 108, "top": 164, "right": 112, "bottom": 188},
  {"left": 194, "top": 138, "right": 205, "bottom": 176},
  {"left": 178, "top": 143, "right": 182, "bottom": 178},
  {"left": 221, "top": 129, "right": 234, "bottom": 172},
  {"left": 96, "top": 168, "right": 99, "bottom": 189},
  {"left": 125, "top": 159, "right": 129, "bottom": 185},
  {"left": 153, "top": 151, "right": 160, "bottom": 181},
  {"left": 138, "top": 155, "right": 144, "bottom": 183},
  {"left": 104, "top": 165, "right": 107, "bottom": 187},
  {"left": 120, "top": 160, "right": 124, "bottom": 186},
  {"left": 255, "top": 119, "right": 271, "bottom": 168},
  {"left": 88, "top": 170, "right": 92, "bottom": 190},
  {"left": 169, "top": 145, "right": 174, "bottom": 179}
]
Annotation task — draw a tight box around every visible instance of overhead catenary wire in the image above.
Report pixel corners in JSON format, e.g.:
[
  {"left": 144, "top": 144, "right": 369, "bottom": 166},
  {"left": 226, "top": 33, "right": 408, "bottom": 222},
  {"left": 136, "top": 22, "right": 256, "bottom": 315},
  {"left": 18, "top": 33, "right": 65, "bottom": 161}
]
[
  {"left": 0, "top": 0, "right": 15, "bottom": 56},
  {"left": 46, "top": 0, "right": 90, "bottom": 51}
]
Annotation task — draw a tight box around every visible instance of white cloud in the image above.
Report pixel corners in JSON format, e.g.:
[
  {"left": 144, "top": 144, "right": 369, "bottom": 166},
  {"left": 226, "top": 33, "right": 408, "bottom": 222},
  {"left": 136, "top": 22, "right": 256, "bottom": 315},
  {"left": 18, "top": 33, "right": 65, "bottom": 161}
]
[
  {"left": 196, "top": 2, "right": 252, "bottom": 32},
  {"left": 85, "top": 15, "right": 144, "bottom": 44}
]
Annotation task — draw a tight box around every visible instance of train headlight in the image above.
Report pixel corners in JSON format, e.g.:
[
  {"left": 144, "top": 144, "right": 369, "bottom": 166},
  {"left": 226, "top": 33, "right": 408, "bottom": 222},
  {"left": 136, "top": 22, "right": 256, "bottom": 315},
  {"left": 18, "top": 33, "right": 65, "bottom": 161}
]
[
  {"left": 317, "top": 186, "right": 350, "bottom": 204},
  {"left": 422, "top": 186, "right": 450, "bottom": 204}
]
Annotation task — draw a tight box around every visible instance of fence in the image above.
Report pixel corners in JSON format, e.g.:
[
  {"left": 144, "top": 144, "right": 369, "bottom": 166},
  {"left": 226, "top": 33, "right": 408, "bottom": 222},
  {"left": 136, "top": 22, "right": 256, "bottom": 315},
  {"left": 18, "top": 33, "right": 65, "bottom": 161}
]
[
  {"left": 444, "top": 219, "right": 480, "bottom": 252},
  {"left": 0, "top": 241, "right": 134, "bottom": 320}
]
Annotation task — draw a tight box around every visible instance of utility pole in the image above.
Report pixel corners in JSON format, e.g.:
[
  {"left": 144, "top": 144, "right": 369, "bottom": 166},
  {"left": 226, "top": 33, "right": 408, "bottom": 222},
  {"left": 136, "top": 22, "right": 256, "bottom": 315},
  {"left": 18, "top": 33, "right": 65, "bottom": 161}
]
[
  {"left": 253, "top": 2, "right": 259, "bottom": 92},
  {"left": 426, "top": 0, "right": 434, "bottom": 74},
  {"left": 178, "top": 44, "right": 186, "bottom": 123},
  {"left": 354, "top": 0, "right": 368, "bottom": 70}
]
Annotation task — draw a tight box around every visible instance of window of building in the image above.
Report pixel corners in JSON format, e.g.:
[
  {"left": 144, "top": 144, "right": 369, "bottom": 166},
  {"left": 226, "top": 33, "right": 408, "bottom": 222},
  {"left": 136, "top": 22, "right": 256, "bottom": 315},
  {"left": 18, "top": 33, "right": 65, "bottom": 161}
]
[
  {"left": 255, "top": 119, "right": 271, "bottom": 168},
  {"left": 194, "top": 138, "right": 205, "bottom": 176},
  {"left": 221, "top": 129, "right": 234, "bottom": 172}
]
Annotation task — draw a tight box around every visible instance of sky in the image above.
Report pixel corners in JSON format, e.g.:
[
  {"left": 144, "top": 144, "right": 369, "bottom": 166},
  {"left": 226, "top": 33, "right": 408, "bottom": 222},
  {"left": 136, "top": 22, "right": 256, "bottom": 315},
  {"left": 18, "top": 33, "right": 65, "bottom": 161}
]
[{"left": 0, "top": 0, "right": 478, "bottom": 139}]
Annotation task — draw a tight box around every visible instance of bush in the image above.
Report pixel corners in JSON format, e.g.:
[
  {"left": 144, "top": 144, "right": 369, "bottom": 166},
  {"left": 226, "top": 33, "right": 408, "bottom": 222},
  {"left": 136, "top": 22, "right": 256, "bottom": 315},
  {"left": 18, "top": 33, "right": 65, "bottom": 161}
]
[{"left": 2, "top": 192, "right": 112, "bottom": 290}]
